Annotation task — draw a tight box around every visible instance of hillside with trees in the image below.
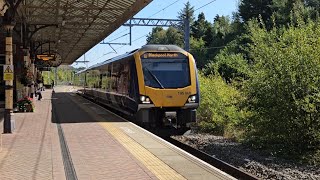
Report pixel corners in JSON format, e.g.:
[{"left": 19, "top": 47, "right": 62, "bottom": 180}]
[
  {"left": 145, "top": 0, "right": 320, "bottom": 164},
  {"left": 42, "top": 65, "right": 78, "bottom": 85}
]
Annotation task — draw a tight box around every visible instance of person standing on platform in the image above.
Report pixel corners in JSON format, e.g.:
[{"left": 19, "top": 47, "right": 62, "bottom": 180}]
[
  {"left": 37, "top": 87, "right": 42, "bottom": 100},
  {"left": 34, "top": 82, "right": 38, "bottom": 97},
  {"left": 52, "top": 80, "right": 55, "bottom": 93},
  {"left": 30, "top": 81, "right": 35, "bottom": 99},
  {"left": 39, "top": 82, "right": 43, "bottom": 91},
  {"left": 40, "top": 77, "right": 45, "bottom": 91}
]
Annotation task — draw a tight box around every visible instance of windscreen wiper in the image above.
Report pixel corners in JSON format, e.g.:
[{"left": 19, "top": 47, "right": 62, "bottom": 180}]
[{"left": 144, "top": 67, "right": 164, "bottom": 89}]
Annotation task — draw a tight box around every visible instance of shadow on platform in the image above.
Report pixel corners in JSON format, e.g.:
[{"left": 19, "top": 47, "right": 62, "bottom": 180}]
[{"left": 51, "top": 92, "right": 124, "bottom": 124}]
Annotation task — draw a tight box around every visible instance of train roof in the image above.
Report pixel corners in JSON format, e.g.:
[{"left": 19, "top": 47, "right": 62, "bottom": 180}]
[
  {"left": 75, "top": 50, "right": 137, "bottom": 74},
  {"left": 76, "top": 44, "right": 186, "bottom": 73}
]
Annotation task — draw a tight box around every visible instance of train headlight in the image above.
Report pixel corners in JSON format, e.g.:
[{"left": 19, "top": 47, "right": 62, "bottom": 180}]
[
  {"left": 188, "top": 95, "right": 197, "bottom": 103},
  {"left": 140, "top": 95, "right": 151, "bottom": 104},
  {"left": 140, "top": 96, "right": 146, "bottom": 102}
]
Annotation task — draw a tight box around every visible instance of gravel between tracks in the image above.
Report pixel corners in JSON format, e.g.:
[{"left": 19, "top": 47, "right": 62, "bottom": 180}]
[{"left": 172, "top": 133, "right": 320, "bottom": 180}]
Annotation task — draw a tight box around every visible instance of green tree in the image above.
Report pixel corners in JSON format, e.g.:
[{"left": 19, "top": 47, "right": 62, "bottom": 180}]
[
  {"left": 301, "top": 0, "right": 320, "bottom": 20},
  {"left": 239, "top": 0, "right": 273, "bottom": 26},
  {"left": 243, "top": 20, "right": 320, "bottom": 158},
  {"left": 177, "top": 1, "right": 195, "bottom": 30},
  {"left": 42, "top": 65, "right": 75, "bottom": 85},
  {"left": 146, "top": 27, "right": 166, "bottom": 44},
  {"left": 191, "top": 12, "right": 211, "bottom": 39},
  {"left": 204, "top": 40, "right": 250, "bottom": 82},
  {"left": 165, "top": 27, "right": 183, "bottom": 46},
  {"left": 204, "top": 15, "right": 234, "bottom": 61},
  {"left": 230, "top": 12, "right": 245, "bottom": 35},
  {"left": 211, "top": 15, "right": 232, "bottom": 41},
  {"left": 239, "top": 0, "right": 318, "bottom": 28},
  {"left": 272, "top": 0, "right": 314, "bottom": 26},
  {"left": 146, "top": 27, "right": 183, "bottom": 47}
]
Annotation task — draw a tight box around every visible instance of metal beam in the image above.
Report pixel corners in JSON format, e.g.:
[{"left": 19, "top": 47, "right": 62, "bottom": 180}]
[
  {"left": 27, "top": 14, "right": 114, "bottom": 19},
  {"left": 100, "top": 42, "right": 131, "bottom": 45},
  {"left": 24, "top": 5, "right": 127, "bottom": 11},
  {"left": 101, "top": 18, "right": 182, "bottom": 46},
  {"left": 124, "top": 18, "right": 181, "bottom": 27},
  {"left": 102, "top": 17, "right": 191, "bottom": 51}
]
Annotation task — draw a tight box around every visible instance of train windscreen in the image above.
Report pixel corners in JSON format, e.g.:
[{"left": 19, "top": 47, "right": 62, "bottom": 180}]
[{"left": 141, "top": 54, "right": 191, "bottom": 89}]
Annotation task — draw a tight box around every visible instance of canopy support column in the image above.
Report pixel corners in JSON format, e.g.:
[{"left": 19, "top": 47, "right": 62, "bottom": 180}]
[{"left": 3, "top": 24, "right": 15, "bottom": 133}]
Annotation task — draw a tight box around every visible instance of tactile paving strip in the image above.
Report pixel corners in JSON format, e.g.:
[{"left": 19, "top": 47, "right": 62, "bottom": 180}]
[{"left": 99, "top": 122, "right": 186, "bottom": 180}]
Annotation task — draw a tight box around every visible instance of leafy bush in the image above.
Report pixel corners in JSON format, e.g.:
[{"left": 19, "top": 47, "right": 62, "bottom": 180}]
[
  {"left": 197, "top": 73, "right": 248, "bottom": 138},
  {"left": 243, "top": 20, "right": 320, "bottom": 157},
  {"left": 204, "top": 41, "right": 250, "bottom": 83}
]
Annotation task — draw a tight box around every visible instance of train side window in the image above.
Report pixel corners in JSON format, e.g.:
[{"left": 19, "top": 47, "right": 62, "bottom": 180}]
[
  {"left": 90, "top": 71, "right": 94, "bottom": 88},
  {"left": 106, "top": 65, "right": 111, "bottom": 91},
  {"left": 129, "top": 57, "right": 137, "bottom": 98},
  {"left": 87, "top": 70, "right": 100, "bottom": 88},
  {"left": 101, "top": 69, "right": 108, "bottom": 91},
  {"left": 87, "top": 71, "right": 92, "bottom": 88},
  {"left": 100, "top": 65, "right": 111, "bottom": 92},
  {"left": 118, "top": 63, "right": 125, "bottom": 94},
  {"left": 121, "top": 61, "right": 130, "bottom": 95},
  {"left": 95, "top": 70, "right": 100, "bottom": 89},
  {"left": 111, "top": 62, "right": 119, "bottom": 92},
  {"left": 99, "top": 73, "right": 103, "bottom": 89}
]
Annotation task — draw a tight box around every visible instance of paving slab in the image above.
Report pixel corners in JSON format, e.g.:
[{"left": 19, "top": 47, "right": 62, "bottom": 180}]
[
  {"left": 0, "top": 89, "right": 65, "bottom": 180},
  {"left": 0, "top": 86, "right": 236, "bottom": 180}
]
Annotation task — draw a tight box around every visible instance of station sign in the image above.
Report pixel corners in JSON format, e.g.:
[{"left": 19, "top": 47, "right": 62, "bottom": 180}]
[
  {"left": 3, "top": 65, "right": 14, "bottom": 81},
  {"left": 37, "top": 54, "right": 55, "bottom": 61}
]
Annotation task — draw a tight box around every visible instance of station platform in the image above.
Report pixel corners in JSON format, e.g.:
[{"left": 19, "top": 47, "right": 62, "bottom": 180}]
[{"left": 0, "top": 86, "right": 235, "bottom": 180}]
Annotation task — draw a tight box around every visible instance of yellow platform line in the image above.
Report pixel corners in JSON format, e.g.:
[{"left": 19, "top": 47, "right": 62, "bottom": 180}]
[{"left": 99, "top": 122, "right": 186, "bottom": 180}]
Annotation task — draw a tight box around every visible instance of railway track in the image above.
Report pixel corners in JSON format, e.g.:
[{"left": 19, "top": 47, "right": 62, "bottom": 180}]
[
  {"left": 78, "top": 92, "right": 258, "bottom": 179},
  {"left": 146, "top": 126, "right": 258, "bottom": 180},
  {"left": 165, "top": 136, "right": 258, "bottom": 180}
]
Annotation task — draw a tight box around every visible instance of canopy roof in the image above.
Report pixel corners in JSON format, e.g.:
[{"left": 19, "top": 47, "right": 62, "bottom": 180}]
[{"left": 16, "top": 0, "right": 151, "bottom": 65}]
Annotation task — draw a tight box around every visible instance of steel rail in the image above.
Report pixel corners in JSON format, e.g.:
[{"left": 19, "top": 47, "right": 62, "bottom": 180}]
[{"left": 165, "top": 137, "right": 259, "bottom": 180}]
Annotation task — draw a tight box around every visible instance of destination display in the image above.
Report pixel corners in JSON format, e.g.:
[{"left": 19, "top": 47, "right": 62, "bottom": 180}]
[{"left": 141, "top": 52, "right": 186, "bottom": 59}]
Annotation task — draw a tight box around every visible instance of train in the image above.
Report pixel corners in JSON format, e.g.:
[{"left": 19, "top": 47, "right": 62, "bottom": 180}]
[{"left": 75, "top": 44, "right": 200, "bottom": 128}]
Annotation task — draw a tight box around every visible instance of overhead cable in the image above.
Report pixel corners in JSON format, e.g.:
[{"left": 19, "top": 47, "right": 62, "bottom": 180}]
[{"left": 195, "top": 0, "right": 217, "bottom": 11}]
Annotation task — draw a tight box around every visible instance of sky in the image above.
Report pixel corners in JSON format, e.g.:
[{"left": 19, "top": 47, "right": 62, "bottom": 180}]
[{"left": 72, "top": 0, "right": 239, "bottom": 68}]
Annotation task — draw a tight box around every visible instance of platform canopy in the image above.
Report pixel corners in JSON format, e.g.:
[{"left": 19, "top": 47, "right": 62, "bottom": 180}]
[{"left": 16, "top": 0, "right": 151, "bottom": 66}]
